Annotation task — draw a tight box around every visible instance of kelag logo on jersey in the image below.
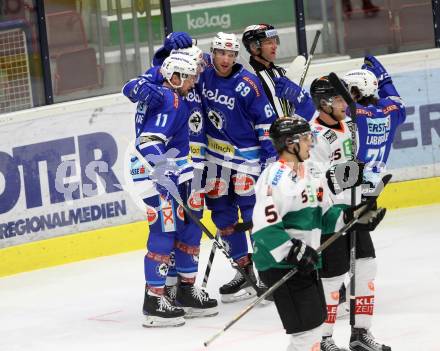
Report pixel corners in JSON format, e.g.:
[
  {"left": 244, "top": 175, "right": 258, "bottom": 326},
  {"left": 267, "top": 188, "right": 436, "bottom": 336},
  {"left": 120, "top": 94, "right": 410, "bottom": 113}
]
[
  {"left": 201, "top": 82, "right": 235, "bottom": 110},
  {"left": 184, "top": 90, "right": 202, "bottom": 104}
]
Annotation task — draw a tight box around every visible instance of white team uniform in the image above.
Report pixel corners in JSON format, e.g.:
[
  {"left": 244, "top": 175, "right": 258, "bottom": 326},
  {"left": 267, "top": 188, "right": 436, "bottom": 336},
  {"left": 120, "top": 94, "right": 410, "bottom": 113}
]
[
  {"left": 309, "top": 115, "right": 376, "bottom": 336},
  {"left": 309, "top": 114, "right": 360, "bottom": 205},
  {"left": 252, "top": 159, "right": 347, "bottom": 351}
]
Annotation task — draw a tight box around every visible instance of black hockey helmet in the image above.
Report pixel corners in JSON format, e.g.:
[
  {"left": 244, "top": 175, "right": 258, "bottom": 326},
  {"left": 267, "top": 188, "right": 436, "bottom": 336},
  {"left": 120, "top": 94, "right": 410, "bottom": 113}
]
[
  {"left": 242, "top": 24, "right": 280, "bottom": 53},
  {"left": 269, "top": 116, "right": 311, "bottom": 153},
  {"left": 310, "top": 76, "right": 339, "bottom": 109}
]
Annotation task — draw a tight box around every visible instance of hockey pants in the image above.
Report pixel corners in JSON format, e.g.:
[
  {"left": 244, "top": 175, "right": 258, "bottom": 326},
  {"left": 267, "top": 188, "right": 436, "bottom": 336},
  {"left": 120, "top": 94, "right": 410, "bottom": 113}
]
[
  {"left": 205, "top": 163, "right": 257, "bottom": 262},
  {"left": 143, "top": 182, "right": 204, "bottom": 289}
]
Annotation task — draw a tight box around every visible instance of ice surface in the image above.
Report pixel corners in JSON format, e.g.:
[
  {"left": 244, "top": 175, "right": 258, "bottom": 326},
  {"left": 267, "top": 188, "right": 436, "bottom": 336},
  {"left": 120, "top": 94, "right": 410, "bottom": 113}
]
[{"left": 1, "top": 204, "right": 439, "bottom": 351}]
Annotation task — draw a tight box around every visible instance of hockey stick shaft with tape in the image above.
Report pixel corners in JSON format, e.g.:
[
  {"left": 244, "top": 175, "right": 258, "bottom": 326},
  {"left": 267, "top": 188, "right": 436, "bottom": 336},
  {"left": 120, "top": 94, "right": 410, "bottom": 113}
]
[
  {"left": 328, "top": 72, "right": 358, "bottom": 327},
  {"left": 299, "top": 30, "right": 321, "bottom": 88}
]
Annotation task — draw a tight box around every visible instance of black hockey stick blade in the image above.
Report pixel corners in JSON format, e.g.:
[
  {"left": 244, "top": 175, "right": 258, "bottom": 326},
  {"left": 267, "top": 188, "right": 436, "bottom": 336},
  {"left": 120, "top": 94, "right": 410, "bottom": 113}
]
[
  {"left": 234, "top": 221, "right": 253, "bottom": 232},
  {"left": 328, "top": 72, "right": 357, "bottom": 120},
  {"left": 310, "top": 30, "right": 321, "bottom": 57},
  {"left": 298, "top": 30, "right": 321, "bottom": 88}
]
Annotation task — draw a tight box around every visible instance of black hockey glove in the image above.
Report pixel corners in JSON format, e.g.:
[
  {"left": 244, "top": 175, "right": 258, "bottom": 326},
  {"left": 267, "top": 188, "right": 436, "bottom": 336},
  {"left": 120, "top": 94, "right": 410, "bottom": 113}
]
[
  {"left": 286, "top": 239, "right": 319, "bottom": 274},
  {"left": 326, "top": 160, "right": 365, "bottom": 195},
  {"left": 344, "top": 202, "right": 386, "bottom": 232}
]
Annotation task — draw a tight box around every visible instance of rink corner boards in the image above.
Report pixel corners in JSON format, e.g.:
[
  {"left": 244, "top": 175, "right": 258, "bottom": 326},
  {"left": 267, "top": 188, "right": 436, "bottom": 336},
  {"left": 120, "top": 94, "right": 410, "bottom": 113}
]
[{"left": 1, "top": 176, "right": 439, "bottom": 278}]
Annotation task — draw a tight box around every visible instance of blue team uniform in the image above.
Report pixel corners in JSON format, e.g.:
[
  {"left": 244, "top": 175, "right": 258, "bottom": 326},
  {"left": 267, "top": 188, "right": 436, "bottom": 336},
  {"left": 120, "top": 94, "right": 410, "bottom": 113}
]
[
  {"left": 349, "top": 84, "right": 406, "bottom": 182},
  {"left": 198, "top": 63, "right": 277, "bottom": 262},
  {"left": 129, "top": 83, "right": 205, "bottom": 289}
]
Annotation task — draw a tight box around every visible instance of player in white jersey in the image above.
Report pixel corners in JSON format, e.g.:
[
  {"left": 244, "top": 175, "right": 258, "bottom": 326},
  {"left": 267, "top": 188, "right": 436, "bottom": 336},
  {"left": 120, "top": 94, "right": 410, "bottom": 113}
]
[
  {"left": 309, "top": 76, "right": 391, "bottom": 351},
  {"left": 251, "top": 116, "right": 386, "bottom": 351}
]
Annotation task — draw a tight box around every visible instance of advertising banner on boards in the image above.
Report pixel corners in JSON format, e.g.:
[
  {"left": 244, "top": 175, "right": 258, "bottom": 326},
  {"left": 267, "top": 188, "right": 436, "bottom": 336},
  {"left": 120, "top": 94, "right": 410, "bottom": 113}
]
[{"left": 0, "top": 50, "right": 439, "bottom": 249}]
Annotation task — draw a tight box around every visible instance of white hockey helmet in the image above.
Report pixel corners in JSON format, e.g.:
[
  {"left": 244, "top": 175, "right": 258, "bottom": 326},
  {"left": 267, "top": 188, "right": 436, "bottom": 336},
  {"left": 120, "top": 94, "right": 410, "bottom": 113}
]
[
  {"left": 160, "top": 53, "right": 198, "bottom": 88},
  {"left": 170, "top": 45, "right": 205, "bottom": 71},
  {"left": 211, "top": 32, "right": 240, "bottom": 53},
  {"left": 343, "top": 69, "right": 378, "bottom": 98}
]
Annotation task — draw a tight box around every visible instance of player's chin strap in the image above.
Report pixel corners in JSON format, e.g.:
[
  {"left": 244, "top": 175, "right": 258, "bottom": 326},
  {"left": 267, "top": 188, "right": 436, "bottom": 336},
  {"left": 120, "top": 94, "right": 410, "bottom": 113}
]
[
  {"left": 323, "top": 99, "right": 341, "bottom": 124},
  {"left": 167, "top": 77, "right": 184, "bottom": 89},
  {"left": 284, "top": 141, "right": 304, "bottom": 162},
  {"left": 167, "top": 72, "right": 193, "bottom": 90}
]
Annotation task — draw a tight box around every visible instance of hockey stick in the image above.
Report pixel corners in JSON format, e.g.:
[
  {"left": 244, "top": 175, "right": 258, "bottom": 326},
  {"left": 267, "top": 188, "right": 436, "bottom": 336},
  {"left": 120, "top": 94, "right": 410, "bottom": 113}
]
[
  {"left": 201, "top": 232, "right": 218, "bottom": 289},
  {"left": 202, "top": 221, "right": 253, "bottom": 288},
  {"left": 131, "top": 148, "right": 262, "bottom": 295},
  {"left": 328, "top": 72, "right": 358, "bottom": 327},
  {"left": 203, "top": 175, "right": 391, "bottom": 347},
  {"left": 299, "top": 30, "right": 321, "bottom": 88},
  {"left": 287, "top": 30, "right": 320, "bottom": 117}
]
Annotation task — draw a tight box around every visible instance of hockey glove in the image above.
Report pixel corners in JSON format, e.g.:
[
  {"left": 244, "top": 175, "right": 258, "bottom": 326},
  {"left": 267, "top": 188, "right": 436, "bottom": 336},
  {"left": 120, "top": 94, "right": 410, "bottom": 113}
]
[
  {"left": 274, "top": 77, "right": 306, "bottom": 104},
  {"left": 286, "top": 238, "right": 319, "bottom": 274},
  {"left": 136, "top": 81, "right": 164, "bottom": 110},
  {"left": 326, "top": 160, "right": 365, "bottom": 195},
  {"left": 344, "top": 202, "right": 386, "bottom": 232},
  {"left": 154, "top": 171, "right": 179, "bottom": 202},
  {"left": 361, "top": 55, "right": 392, "bottom": 89},
  {"left": 164, "top": 32, "right": 193, "bottom": 52}
]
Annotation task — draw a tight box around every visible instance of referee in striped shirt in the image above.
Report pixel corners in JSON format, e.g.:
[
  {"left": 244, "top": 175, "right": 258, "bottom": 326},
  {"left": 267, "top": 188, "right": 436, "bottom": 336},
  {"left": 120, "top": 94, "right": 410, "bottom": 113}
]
[
  {"left": 242, "top": 24, "right": 315, "bottom": 122},
  {"left": 242, "top": 24, "right": 292, "bottom": 118}
]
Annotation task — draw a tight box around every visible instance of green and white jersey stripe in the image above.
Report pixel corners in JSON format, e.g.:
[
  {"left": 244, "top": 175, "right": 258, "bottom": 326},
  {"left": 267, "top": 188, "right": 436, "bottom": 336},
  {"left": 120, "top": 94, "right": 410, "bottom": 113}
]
[{"left": 251, "top": 160, "right": 346, "bottom": 272}]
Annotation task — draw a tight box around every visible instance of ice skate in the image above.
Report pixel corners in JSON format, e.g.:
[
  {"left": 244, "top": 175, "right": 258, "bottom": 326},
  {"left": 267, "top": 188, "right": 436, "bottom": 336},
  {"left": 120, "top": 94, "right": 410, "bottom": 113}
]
[
  {"left": 349, "top": 328, "right": 391, "bottom": 351},
  {"left": 219, "top": 265, "right": 257, "bottom": 303},
  {"left": 321, "top": 336, "right": 349, "bottom": 351},
  {"left": 142, "top": 291, "right": 185, "bottom": 328},
  {"left": 165, "top": 284, "right": 177, "bottom": 303},
  {"left": 257, "top": 279, "right": 274, "bottom": 305},
  {"left": 176, "top": 284, "right": 218, "bottom": 318}
]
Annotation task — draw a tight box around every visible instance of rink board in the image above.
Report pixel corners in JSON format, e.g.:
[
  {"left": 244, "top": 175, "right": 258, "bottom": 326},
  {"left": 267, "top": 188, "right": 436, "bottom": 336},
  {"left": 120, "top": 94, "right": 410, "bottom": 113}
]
[
  {"left": 1, "top": 176, "right": 439, "bottom": 277},
  {"left": 1, "top": 48, "right": 440, "bottom": 277}
]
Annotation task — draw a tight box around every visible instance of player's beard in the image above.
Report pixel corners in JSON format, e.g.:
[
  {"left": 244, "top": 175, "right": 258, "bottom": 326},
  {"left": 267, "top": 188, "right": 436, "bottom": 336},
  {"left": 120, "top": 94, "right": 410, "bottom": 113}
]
[{"left": 178, "top": 87, "right": 189, "bottom": 97}]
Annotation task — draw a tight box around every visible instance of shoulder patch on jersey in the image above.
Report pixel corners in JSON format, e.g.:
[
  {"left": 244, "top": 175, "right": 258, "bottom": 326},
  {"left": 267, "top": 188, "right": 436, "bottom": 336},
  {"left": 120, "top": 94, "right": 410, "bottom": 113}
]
[
  {"left": 271, "top": 167, "right": 285, "bottom": 186},
  {"left": 173, "top": 92, "right": 179, "bottom": 109},
  {"left": 242, "top": 76, "right": 261, "bottom": 97},
  {"left": 323, "top": 129, "right": 337, "bottom": 144},
  {"left": 382, "top": 104, "right": 398, "bottom": 115},
  {"left": 270, "top": 162, "right": 288, "bottom": 186},
  {"left": 356, "top": 108, "right": 373, "bottom": 117}
]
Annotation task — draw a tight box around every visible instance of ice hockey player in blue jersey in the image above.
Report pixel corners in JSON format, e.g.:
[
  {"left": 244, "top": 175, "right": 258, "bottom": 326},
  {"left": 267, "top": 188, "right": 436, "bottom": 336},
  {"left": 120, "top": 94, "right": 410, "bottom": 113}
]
[
  {"left": 129, "top": 53, "right": 217, "bottom": 328},
  {"left": 122, "top": 35, "right": 212, "bottom": 310},
  {"left": 338, "top": 56, "right": 405, "bottom": 351},
  {"left": 344, "top": 57, "right": 406, "bottom": 179},
  {"left": 199, "top": 32, "right": 278, "bottom": 303}
]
